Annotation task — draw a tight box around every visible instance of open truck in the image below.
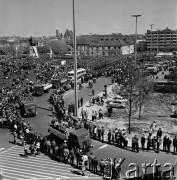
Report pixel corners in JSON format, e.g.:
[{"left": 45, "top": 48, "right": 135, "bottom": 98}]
[
  {"left": 19, "top": 97, "right": 37, "bottom": 117},
  {"left": 48, "top": 126, "right": 92, "bottom": 151}
]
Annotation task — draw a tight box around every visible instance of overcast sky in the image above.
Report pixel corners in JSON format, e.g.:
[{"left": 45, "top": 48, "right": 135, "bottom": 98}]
[{"left": 0, "top": 0, "right": 176, "bottom": 37}]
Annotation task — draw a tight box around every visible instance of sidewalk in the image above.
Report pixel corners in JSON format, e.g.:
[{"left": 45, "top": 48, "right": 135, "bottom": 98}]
[{"left": 77, "top": 83, "right": 176, "bottom": 152}]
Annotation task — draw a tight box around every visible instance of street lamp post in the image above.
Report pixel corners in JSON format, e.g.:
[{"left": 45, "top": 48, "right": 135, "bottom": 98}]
[
  {"left": 132, "top": 15, "right": 141, "bottom": 67},
  {"left": 73, "top": 0, "right": 78, "bottom": 117},
  {"left": 149, "top": 24, "right": 154, "bottom": 58}
]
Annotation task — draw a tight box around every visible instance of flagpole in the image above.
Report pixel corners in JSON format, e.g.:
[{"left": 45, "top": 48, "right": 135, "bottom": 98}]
[{"left": 73, "top": 0, "right": 78, "bottom": 117}]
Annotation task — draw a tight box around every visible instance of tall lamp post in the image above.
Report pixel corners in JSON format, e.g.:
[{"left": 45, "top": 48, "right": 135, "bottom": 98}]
[
  {"left": 73, "top": 0, "right": 78, "bottom": 117},
  {"left": 132, "top": 15, "right": 141, "bottom": 67},
  {"left": 149, "top": 24, "right": 154, "bottom": 58}
]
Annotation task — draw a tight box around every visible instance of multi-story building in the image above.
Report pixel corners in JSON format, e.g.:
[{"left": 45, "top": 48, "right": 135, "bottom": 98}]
[
  {"left": 146, "top": 27, "right": 177, "bottom": 52},
  {"left": 67, "top": 34, "right": 134, "bottom": 56}
]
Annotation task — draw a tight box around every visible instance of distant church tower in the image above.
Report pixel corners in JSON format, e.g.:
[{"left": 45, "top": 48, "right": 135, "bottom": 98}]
[{"left": 56, "top": 29, "right": 59, "bottom": 38}]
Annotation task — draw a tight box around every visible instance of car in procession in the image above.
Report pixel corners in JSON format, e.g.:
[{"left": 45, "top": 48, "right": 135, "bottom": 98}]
[
  {"left": 18, "top": 96, "right": 37, "bottom": 117},
  {"left": 48, "top": 126, "right": 92, "bottom": 151},
  {"left": 33, "top": 83, "right": 52, "bottom": 96}
]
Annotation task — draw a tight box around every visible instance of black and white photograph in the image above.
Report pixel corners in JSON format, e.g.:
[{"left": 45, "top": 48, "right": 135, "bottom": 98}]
[{"left": 0, "top": 0, "right": 177, "bottom": 180}]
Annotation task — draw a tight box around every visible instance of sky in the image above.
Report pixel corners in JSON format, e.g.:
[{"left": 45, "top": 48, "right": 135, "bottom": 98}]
[{"left": 0, "top": 0, "right": 176, "bottom": 37}]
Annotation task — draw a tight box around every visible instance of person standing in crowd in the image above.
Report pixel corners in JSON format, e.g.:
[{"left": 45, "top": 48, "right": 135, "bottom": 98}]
[
  {"left": 93, "top": 125, "right": 98, "bottom": 139},
  {"left": 63, "top": 146, "right": 69, "bottom": 163},
  {"left": 98, "top": 108, "right": 103, "bottom": 119},
  {"left": 101, "top": 126, "right": 105, "bottom": 142},
  {"left": 82, "top": 153, "right": 88, "bottom": 170},
  {"left": 92, "top": 157, "right": 98, "bottom": 174},
  {"left": 97, "top": 126, "right": 101, "bottom": 141},
  {"left": 92, "top": 110, "right": 95, "bottom": 121},
  {"left": 75, "top": 148, "right": 81, "bottom": 167},
  {"left": 157, "top": 128, "right": 162, "bottom": 138},
  {"left": 152, "top": 136, "right": 157, "bottom": 151},
  {"left": 132, "top": 135, "right": 139, "bottom": 152},
  {"left": 173, "top": 136, "right": 177, "bottom": 153},
  {"left": 88, "top": 152, "right": 94, "bottom": 171},
  {"left": 80, "top": 156, "right": 85, "bottom": 176},
  {"left": 167, "top": 137, "right": 172, "bottom": 153},
  {"left": 23, "top": 142, "right": 28, "bottom": 157},
  {"left": 36, "top": 140, "right": 40, "bottom": 155},
  {"left": 163, "top": 135, "right": 167, "bottom": 152},
  {"left": 30, "top": 142, "right": 35, "bottom": 156},
  {"left": 147, "top": 135, "right": 152, "bottom": 151},
  {"left": 13, "top": 131, "right": 17, "bottom": 144},
  {"left": 99, "top": 158, "right": 106, "bottom": 176},
  {"left": 150, "top": 121, "right": 156, "bottom": 134},
  {"left": 69, "top": 148, "right": 75, "bottom": 166},
  {"left": 156, "top": 136, "right": 162, "bottom": 153},
  {"left": 80, "top": 97, "right": 83, "bottom": 107},
  {"left": 108, "top": 129, "right": 112, "bottom": 144},
  {"left": 92, "top": 87, "right": 95, "bottom": 96},
  {"left": 141, "top": 134, "right": 146, "bottom": 151},
  {"left": 51, "top": 106, "right": 55, "bottom": 118}
]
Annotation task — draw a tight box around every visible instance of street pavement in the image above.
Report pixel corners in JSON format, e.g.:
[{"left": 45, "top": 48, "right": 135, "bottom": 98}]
[
  {"left": 1, "top": 75, "right": 177, "bottom": 180},
  {"left": 0, "top": 145, "right": 100, "bottom": 180},
  {"left": 0, "top": 76, "right": 111, "bottom": 180}
]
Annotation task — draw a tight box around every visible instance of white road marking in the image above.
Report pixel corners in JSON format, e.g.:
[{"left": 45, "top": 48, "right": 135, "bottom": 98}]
[
  {"left": 1, "top": 145, "right": 99, "bottom": 180},
  {"left": 1, "top": 145, "right": 17, "bottom": 154},
  {"left": 2, "top": 165, "right": 68, "bottom": 179},
  {"left": 94, "top": 144, "right": 108, "bottom": 152}
]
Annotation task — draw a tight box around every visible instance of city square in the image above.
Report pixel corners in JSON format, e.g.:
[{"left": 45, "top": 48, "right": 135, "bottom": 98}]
[{"left": 0, "top": 0, "right": 177, "bottom": 180}]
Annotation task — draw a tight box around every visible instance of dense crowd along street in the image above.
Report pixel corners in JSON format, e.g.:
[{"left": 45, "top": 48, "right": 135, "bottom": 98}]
[{"left": 0, "top": 52, "right": 177, "bottom": 180}]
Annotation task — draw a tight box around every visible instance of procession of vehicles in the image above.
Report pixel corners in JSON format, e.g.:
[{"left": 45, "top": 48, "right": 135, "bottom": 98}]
[
  {"left": 67, "top": 68, "right": 86, "bottom": 81},
  {"left": 33, "top": 83, "right": 53, "bottom": 96},
  {"left": 48, "top": 126, "right": 92, "bottom": 151},
  {"left": 18, "top": 96, "right": 37, "bottom": 117}
]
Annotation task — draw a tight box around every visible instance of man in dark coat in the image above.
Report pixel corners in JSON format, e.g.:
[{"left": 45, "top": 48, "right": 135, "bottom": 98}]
[
  {"left": 167, "top": 137, "right": 172, "bottom": 153},
  {"left": 141, "top": 134, "right": 146, "bottom": 151},
  {"left": 173, "top": 136, "right": 177, "bottom": 153},
  {"left": 80, "top": 97, "right": 83, "bottom": 107},
  {"left": 157, "top": 128, "right": 162, "bottom": 138}
]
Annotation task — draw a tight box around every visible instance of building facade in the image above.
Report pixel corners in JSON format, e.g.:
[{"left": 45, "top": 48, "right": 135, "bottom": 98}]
[
  {"left": 146, "top": 27, "right": 177, "bottom": 52},
  {"left": 67, "top": 34, "right": 134, "bottom": 56}
]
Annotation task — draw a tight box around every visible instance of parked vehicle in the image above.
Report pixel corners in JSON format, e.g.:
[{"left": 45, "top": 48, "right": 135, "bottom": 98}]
[
  {"left": 146, "top": 66, "right": 158, "bottom": 75},
  {"left": 108, "top": 100, "right": 126, "bottom": 109},
  {"left": 106, "top": 95, "right": 127, "bottom": 104},
  {"left": 153, "top": 80, "right": 177, "bottom": 93}
]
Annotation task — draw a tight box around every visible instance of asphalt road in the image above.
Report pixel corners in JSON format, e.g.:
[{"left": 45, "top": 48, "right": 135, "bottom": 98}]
[
  {"left": 0, "top": 76, "right": 111, "bottom": 149},
  {"left": 1, "top": 75, "right": 177, "bottom": 180}
]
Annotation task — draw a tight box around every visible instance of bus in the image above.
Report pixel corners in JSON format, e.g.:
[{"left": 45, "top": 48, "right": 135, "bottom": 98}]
[
  {"left": 153, "top": 80, "right": 177, "bottom": 93},
  {"left": 67, "top": 68, "right": 86, "bottom": 81}
]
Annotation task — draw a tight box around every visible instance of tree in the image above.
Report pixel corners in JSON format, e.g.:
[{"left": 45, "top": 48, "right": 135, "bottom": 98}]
[
  {"left": 37, "top": 45, "right": 50, "bottom": 54},
  {"left": 134, "top": 77, "right": 153, "bottom": 119},
  {"left": 50, "top": 39, "right": 68, "bottom": 55},
  {"left": 120, "top": 58, "right": 140, "bottom": 134}
]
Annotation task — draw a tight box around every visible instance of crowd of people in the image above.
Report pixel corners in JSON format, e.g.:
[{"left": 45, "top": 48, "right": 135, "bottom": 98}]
[{"left": 1, "top": 53, "right": 177, "bottom": 179}]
